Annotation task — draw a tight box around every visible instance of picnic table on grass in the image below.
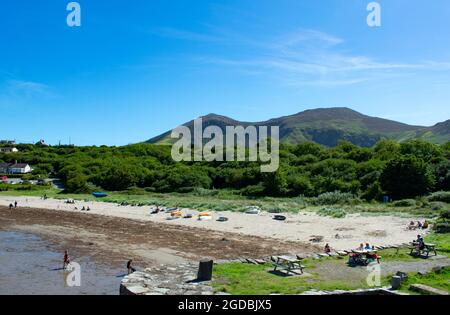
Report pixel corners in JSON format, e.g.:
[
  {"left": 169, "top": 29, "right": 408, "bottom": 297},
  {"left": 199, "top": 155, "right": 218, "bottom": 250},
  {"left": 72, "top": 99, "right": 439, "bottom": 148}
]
[
  {"left": 272, "top": 256, "right": 305, "bottom": 275},
  {"left": 349, "top": 250, "right": 379, "bottom": 266},
  {"left": 409, "top": 242, "right": 437, "bottom": 257}
]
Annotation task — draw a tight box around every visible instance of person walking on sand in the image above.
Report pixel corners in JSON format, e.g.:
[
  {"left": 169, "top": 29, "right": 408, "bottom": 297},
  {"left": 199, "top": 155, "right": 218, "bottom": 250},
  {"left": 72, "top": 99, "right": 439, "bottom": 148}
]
[
  {"left": 127, "top": 260, "right": 136, "bottom": 274},
  {"left": 14, "top": 201, "right": 17, "bottom": 208},
  {"left": 63, "top": 250, "right": 71, "bottom": 270}
]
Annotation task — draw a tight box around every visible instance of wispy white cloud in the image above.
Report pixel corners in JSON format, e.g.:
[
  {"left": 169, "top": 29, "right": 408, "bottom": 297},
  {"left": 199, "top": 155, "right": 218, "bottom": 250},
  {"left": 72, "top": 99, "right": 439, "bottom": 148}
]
[
  {"left": 0, "top": 79, "right": 54, "bottom": 108},
  {"left": 8, "top": 80, "right": 50, "bottom": 94},
  {"left": 149, "top": 26, "right": 450, "bottom": 87}
]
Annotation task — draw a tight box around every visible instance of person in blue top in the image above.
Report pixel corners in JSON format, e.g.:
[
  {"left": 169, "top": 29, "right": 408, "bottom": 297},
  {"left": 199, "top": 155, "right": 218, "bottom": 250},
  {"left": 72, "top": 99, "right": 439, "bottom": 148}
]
[{"left": 364, "top": 243, "right": 371, "bottom": 250}]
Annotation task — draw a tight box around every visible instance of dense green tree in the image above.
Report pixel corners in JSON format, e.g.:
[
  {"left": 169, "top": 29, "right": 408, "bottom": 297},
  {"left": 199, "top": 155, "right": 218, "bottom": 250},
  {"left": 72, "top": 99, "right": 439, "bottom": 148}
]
[{"left": 380, "top": 155, "right": 435, "bottom": 199}]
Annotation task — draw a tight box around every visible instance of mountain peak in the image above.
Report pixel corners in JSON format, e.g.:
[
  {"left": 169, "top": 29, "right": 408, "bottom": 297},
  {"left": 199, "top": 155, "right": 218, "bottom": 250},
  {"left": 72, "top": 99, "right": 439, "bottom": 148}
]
[{"left": 146, "top": 107, "right": 450, "bottom": 147}]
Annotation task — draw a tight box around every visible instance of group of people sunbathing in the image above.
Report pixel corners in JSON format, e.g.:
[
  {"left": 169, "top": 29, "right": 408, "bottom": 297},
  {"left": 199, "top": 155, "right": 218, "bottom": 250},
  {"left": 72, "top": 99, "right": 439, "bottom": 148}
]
[
  {"left": 407, "top": 220, "right": 429, "bottom": 230},
  {"left": 73, "top": 206, "right": 91, "bottom": 211},
  {"left": 8, "top": 201, "right": 18, "bottom": 210},
  {"left": 151, "top": 206, "right": 163, "bottom": 214}
]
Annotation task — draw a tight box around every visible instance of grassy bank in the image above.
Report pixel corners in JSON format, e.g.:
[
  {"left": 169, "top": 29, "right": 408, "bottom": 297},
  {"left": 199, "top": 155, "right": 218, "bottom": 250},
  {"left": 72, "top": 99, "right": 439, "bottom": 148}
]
[
  {"left": 0, "top": 185, "right": 447, "bottom": 217},
  {"left": 211, "top": 240, "right": 450, "bottom": 295},
  {"left": 399, "top": 267, "right": 450, "bottom": 294}
]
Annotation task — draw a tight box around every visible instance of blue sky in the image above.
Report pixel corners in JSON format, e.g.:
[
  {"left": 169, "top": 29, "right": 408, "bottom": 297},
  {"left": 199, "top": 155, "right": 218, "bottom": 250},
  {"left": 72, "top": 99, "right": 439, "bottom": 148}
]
[{"left": 1, "top": 0, "right": 450, "bottom": 145}]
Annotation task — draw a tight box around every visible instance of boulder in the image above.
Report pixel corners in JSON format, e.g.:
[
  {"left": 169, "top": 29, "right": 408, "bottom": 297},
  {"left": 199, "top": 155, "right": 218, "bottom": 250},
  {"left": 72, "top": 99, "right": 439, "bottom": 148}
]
[{"left": 409, "top": 284, "right": 449, "bottom": 295}]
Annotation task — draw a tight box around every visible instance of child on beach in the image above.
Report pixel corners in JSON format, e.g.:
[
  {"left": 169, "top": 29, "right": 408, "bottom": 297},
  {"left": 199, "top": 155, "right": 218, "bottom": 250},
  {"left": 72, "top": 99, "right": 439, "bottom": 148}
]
[
  {"left": 63, "top": 250, "right": 70, "bottom": 270},
  {"left": 127, "top": 260, "right": 136, "bottom": 274}
]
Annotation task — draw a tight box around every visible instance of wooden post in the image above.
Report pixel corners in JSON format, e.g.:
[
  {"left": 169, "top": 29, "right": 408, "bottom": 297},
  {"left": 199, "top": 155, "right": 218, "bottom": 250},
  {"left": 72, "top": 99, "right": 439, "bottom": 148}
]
[{"left": 197, "top": 259, "right": 213, "bottom": 281}]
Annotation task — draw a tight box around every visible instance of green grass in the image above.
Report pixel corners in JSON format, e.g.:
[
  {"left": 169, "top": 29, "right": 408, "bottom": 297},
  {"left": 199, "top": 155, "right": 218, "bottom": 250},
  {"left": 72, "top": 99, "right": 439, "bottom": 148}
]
[
  {"left": 211, "top": 241, "right": 449, "bottom": 295},
  {"left": 212, "top": 262, "right": 377, "bottom": 295},
  {"left": 399, "top": 267, "right": 450, "bottom": 294},
  {"left": 425, "top": 233, "right": 450, "bottom": 257}
]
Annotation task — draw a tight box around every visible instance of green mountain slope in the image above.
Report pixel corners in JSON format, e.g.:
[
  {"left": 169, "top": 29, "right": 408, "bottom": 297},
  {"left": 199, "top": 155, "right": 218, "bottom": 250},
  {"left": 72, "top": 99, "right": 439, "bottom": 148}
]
[{"left": 146, "top": 107, "right": 450, "bottom": 147}]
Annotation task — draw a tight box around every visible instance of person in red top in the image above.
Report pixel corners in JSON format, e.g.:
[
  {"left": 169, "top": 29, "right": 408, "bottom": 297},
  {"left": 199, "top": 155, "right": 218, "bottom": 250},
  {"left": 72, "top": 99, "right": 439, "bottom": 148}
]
[{"left": 63, "top": 250, "right": 70, "bottom": 270}]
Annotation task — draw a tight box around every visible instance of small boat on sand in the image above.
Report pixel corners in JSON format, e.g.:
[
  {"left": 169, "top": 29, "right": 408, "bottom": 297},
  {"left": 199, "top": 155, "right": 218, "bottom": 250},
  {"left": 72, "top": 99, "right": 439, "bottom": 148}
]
[
  {"left": 245, "top": 206, "right": 261, "bottom": 215},
  {"left": 198, "top": 212, "right": 212, "bottom": 221},
  {"left": 273, "top": 215, "right": 287, "bottom": 221},
  {"left": 171, "top": 211, "right": 183, "bottom": 218},
  {"left": 217, "top": 217, "right": 229, "bottom": 222},
  {"left": 92, "top": 192, "right": 108, "bottom": 198}
]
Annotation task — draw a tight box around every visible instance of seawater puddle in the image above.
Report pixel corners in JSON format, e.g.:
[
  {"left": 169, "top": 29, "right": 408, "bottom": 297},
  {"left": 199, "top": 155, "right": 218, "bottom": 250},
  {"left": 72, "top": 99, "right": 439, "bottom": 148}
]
[{"left": 0, "top": 230, "right": 123, "bottom": 295}]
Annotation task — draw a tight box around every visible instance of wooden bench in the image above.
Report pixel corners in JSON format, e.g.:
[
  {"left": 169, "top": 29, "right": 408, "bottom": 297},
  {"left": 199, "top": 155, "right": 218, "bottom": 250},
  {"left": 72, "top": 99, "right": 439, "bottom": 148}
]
[
  {"left": 409, "top": 243, "right": 437, "bottom": 257},
  {"left": 272, "top": 256, "right": 305, "bottom": 275}
]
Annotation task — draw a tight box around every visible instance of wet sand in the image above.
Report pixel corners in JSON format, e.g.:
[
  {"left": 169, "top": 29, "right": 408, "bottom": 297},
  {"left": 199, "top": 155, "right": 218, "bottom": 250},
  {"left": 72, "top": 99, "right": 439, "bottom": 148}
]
[
  {"left": 0, "top": 205, "right": 319, "bottom": 267},
  {"left": 0, "top": 231, "right": 123, "bottom": 295},
  {"left": 0, "top": 196, "right": 424, "bottom": 250}
]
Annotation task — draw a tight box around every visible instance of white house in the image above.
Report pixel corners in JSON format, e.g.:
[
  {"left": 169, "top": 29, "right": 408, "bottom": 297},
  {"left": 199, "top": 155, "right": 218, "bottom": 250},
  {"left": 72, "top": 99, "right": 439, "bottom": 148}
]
[
  {"left": 9, "top": 163, "right": 32, "bottom": 174},
  {"left": 0, "top": 163, "right": 32, "bottom": 174},
  {"left": 0, "top": 147, "right": 19, "bottom": 153}
]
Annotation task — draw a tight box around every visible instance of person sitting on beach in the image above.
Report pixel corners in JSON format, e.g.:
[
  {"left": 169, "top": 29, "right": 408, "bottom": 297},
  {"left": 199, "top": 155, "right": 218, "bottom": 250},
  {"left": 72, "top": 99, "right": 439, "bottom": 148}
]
[
  {"left": 357, "top": 243, "right": 364, "bottom": 251},
  {"left": 9, "top": 203, "right": 13, "bottom": 210},
  {"left": 324, "top": 243, "right": 331, "bottom": 253},
  {"left": 81, "top": 206, "right": 85, "bottom": 211},
  {"left": 422, "top": 221, "right": 429, "bottom": 229},
  {"left": 417, "top": 221, "right": 423, "bottom": 229},
  {"left": 127, "top": 260, "right": 136, "bottom": 274},
  {"left": 86, "top": 206, "right": 90, "bottom": 211},
  {"left": 408, "top": 221, "right": 416, "bottom": 230},
  {"left": 365, "top": 243, "right": 371, "bottom": 250},
  {"left": 151, "top": 207, "right": 159, "bottom": 215},
  {"left": 63, "top": 250, "right": 70, "bottom": 270}
]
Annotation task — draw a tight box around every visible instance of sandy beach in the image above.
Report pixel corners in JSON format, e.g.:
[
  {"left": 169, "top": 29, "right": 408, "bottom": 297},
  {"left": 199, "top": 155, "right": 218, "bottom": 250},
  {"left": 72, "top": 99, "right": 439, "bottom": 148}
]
[{"left": 0, "top": 196, "right": 424, "bottom": 252}]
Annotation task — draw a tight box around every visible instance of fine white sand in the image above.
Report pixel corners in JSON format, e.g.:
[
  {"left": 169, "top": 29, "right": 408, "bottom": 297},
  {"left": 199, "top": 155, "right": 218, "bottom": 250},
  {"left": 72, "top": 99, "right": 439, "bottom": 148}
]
[{"left": 0, "top": 196, "right": 426, "bottom": 251}]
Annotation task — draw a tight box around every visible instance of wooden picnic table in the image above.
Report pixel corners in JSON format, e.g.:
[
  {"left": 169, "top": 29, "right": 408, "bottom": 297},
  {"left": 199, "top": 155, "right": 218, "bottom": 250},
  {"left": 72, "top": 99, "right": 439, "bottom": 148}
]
[
  {"left": 349, "top": 250, "right": 378, "bottom": 266},
  {"left": 272, "top": 256, "right": 305, "bottom": 275},
  {"left": 409, "top": 242, "right": 437, "bottom": 257}
]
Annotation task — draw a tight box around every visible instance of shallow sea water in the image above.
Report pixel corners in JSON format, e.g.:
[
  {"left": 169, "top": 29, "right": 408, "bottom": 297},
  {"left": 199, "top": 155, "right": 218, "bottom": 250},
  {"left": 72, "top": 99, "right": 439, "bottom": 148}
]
[{"left": 0, "top": 230, "right": 124, "bottom": 295}]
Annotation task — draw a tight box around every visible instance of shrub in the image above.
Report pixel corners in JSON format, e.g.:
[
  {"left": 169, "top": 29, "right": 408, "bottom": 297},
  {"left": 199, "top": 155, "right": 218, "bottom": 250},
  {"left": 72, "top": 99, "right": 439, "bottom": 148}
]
[
  {"left": 440, "top": 209, "right": 450, "bottom": 220},
  {"left": 428, "top": 191, "right": 450, "bottom": 203},
  {"left": 241, "top": 184, "right": 265, "bottom": 197},
  {"left": 434, "top": 222, "right": 450, "bottom": 233},
  {"left": 391, "top": 199, "right": 417, "bottom": 207},
  {"left": 313, "top": 191, "right": 360, "bottom": 205},
  {"left": 192, "top": 187, "right": 219, "bottom": 197},
  {"left": 317, "top": 207, "right": 347, "bottom": 218}
]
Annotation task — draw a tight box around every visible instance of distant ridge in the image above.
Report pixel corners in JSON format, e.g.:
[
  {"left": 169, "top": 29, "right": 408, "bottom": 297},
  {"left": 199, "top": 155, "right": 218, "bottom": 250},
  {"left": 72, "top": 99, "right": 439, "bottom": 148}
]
[{"left": 146, "top": 107, "right": 450, "bottom": 147}]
